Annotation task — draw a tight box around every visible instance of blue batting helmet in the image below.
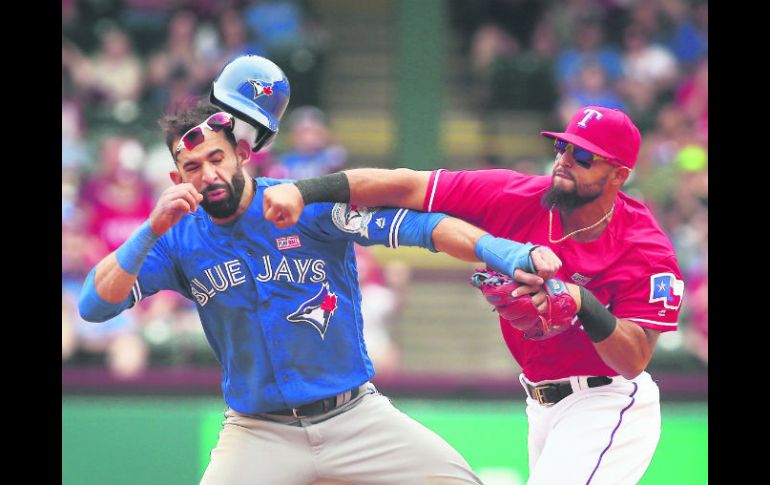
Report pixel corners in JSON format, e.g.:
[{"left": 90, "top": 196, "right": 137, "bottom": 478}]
[{"left": 210, "top": 55, "right": 291, "bottom": 151}]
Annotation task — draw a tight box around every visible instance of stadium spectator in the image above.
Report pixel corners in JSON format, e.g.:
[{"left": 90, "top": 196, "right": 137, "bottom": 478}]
[
  {"left": 62, "top": 95, "right": 90, "bottom": 173},
  {"left": 627, "top": 0, "right": 671, "bottom": 43},
  {"left": 549, "top": 0, "right": 610, "bottom": 48},
  {"left": 557, "top": 60, "right": 625, "bottom": 126},
  {"left": 243, "top": 146, "right": 287, "bottom": 179},
  {"left": 276, "top": 106, "right": 347, "bottom": 179},
  {"left": 211, "top": 7, "right": 265, "bottom": 72},
  {"left": 475, "top": 16, "right": 560, "bottom": 112},
  {"left": 146, "top": 9, "right": 210, "bottom": 112},
  {"left": 67, "top": 25, "right": 145, "bottom": 125},
  {"left": 80, "top": 137, "right": 155, "bottom": 256},
  {"left": 63, "top": 215, "right": 148, "bottom": 379},
  {"left": 554, "top": 15, "right": 624, "bottom": 94},
  {"left": 469, "top": 23, "right": 520, "bottom": 109},
  {"left": 242, "top": 0, "right": 328, "bottom": 106},
  {"left": 243, "top": 0, "right": 305, "bottom": 54},
  {"left": 621, "top": 24, "right": 680, "bottom": 85},
  {"left": 675, "top": 57, "right": 708, "bottom": 145},
  {"left": 636, "top": 104, "right": 699, "bottom": 181},
  {"left": 663, "top": 0, "right": 708, "bottom": 68},
  {"left": 618, "top": 24, "right": 680, "bottom": 131}
]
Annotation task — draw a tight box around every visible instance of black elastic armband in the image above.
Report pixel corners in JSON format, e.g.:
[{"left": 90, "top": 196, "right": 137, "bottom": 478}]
[
  {"left": 294, "top": 172, "right": 351, "bottom": 205},
  {"left": 577, "top": 286, "right": 617, "bottom": 343}
]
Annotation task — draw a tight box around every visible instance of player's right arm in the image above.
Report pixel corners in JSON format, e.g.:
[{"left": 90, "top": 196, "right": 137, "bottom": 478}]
[
  {"left": 78, "top": 183, "right": 202, "bottom": 322},
  {"left": 346, "top": 168, "right": 430, "bottom": 209},
  {"left": 263, "top": 169, "right": 430, "bottom": 229}
]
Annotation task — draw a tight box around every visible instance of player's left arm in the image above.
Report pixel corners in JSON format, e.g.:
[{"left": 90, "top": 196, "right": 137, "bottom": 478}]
[
  {"left": 591, "top": 319, "right": 661, "bottom": 380},
  {"left": 570, "top": 255, "right": 683, "bottom": 379},
  {"left": 312, "top": 203, "right": 561, "bottom": 282}
]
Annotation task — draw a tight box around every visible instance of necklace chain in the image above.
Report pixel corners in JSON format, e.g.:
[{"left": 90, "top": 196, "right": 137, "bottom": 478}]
[{"left": 548, "top": 202, "right": 615, "bottom": 244}]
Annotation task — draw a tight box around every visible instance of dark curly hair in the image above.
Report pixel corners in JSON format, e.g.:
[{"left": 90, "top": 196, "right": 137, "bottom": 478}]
[{"left": 159, "top": 99, "right": 237, "bottom": 160}]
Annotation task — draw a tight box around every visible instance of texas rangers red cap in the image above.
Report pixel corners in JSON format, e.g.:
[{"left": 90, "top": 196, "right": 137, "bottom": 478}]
[{"left": 541, "top": 106, "right": 642, "bottom": 169}]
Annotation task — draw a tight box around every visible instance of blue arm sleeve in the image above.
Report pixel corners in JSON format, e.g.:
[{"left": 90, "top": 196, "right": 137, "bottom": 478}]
[
  {"left": 78, "top": 267, "right": 135, "bottom": 323},
  {"left": 78, "top": 233, "right": 187, "bottom": 322},
  {"left": 474, "top": 234, "right": 536, "bottom": 276},
  {"left": 387, "top": 210, "right": 448, "bottom": 252},
  {"left": 312, "top": 203, "right": 447, "bottom": 252},
  {"left": 114, "top": 220, "right": 160, "bottom": 275}
]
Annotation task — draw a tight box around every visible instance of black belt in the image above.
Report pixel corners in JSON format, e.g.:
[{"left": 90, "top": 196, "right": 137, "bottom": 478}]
[
  {"left": 268, "top": 385, "right": 363, "bottom": 417},
  {"left": 524, "top": 376, "right": 613, "bottom": 406}
]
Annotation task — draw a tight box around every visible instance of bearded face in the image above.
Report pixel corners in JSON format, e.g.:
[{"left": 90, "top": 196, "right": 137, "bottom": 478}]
[
  {"left": 542, "top": 171, "right": 609, "bottom": 210},
  {"left": 172, "top": 128, "right": 251, "bottom": 221},
  {"left": 200, "top": 170, "right": 247, "bottom": 218}
]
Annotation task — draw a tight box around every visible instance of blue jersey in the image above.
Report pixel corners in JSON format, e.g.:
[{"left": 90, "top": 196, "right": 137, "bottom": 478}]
[{"left": 104, "top": 177, "right": 445, "bottom": 414}]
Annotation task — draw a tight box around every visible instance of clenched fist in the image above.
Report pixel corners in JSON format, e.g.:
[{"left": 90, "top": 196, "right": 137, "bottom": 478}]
[
  {"left": 529, "top": 246, "right": 562, "bottom": 280},
  {"left": 149, "top": 183, "right": 204, "bottom": 236},
  {"left": 262, "top": 183, "right": 305, "bottom": 229}
]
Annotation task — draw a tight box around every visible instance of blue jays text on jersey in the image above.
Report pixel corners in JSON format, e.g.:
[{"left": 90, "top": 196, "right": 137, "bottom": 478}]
[{"left": 94, "top": 177, "right": 446, "bottom": 415}]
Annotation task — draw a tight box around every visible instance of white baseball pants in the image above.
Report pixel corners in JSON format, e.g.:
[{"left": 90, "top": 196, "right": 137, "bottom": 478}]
[{"left": 521, "top": 371, "right": 661, "bottom": 485}]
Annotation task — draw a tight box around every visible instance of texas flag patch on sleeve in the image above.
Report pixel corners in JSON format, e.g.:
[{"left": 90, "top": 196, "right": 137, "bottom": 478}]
[{"left": 649, "top": 273, "right": 684, "bottom": 310}]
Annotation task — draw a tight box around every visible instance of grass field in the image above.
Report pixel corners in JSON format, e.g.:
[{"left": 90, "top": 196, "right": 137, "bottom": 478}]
[{"left": 62, "top": 396, "right": 706, "bottom": 485}]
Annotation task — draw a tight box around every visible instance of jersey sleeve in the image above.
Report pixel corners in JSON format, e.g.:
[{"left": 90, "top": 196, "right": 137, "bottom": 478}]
[
  {"left": 131, "top": 235, "right": 190, "bottom": 305},
  {"left": 611, "top": 255, "right": 684, "bottom": 333},
  {"left": 422, "top": 169, "right": 542, "bottom": 228},
  {"left": 308, "top": 202, "right": 445, "bottom": 250}
]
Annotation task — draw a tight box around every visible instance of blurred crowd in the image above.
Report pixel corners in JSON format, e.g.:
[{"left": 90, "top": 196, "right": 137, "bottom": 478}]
[{"left": 62, "top": 0, "right": 707, "bottom": 379}]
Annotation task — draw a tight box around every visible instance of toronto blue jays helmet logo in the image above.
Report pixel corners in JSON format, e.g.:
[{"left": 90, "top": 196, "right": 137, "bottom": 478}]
[
  {"left": 248, "top": 79, "right": 274, "bottom": 100},
  {"left": 287, "top": 282, "right": 338, "bottom": 338}
]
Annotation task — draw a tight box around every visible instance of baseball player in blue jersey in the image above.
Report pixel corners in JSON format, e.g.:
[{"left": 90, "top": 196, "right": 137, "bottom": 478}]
[{"left": 79, "top": 55, "right": 562, "bottom": 484}]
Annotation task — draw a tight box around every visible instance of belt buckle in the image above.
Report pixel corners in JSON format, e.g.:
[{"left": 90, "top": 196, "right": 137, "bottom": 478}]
[{"left": 531, "top": 385, "right": 554, "bottom": 406}]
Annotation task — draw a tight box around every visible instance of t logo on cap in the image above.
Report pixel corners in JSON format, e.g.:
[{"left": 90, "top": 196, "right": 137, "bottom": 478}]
[
  {"left": 540, "top": 105, "right": 642, "bottom": 169},
  {"left": 577, "top": 109, "right": 603, "bottom": 128}
]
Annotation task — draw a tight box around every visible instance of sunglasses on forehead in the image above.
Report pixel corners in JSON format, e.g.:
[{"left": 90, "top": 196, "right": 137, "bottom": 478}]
[
  {"left": 175, "top": 112, "right": 235, "bottom": 155},
  {"left": 553, "top": 139, "right": 609, "bottom": 169}
]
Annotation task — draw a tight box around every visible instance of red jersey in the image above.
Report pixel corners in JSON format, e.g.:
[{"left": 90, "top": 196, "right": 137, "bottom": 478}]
[{"left": 423, "top": 169, "right": 684, "bottom": 381}]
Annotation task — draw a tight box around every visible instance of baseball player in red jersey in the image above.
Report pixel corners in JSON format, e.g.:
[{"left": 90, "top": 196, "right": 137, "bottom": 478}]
[{"left": 262, "top": 105, "right": 684, "bottom": 484}]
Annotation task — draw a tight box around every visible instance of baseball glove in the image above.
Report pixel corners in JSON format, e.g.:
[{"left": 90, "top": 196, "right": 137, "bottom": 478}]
[{"left": 470, "top": 268, "right": 578, "bottom": 340}]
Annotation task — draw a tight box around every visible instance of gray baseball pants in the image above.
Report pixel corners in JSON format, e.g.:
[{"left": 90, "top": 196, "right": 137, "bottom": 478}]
[{"left": 200, "top": 384, "right": 483, "bottom": 485}]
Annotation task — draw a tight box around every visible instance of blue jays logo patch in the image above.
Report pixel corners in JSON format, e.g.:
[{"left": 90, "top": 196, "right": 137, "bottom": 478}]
[
  {"left": 649, "top": 273, "right": 684, "bottom": 310},
  {"left": 331, "top": 203, "right": 376, "bottom": 239},
  {"left": 248, "top": 79, "right": 274, "bottom": 99},
  {"left": 287, "top": 282, "right": 338, "bottom": 338}
]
